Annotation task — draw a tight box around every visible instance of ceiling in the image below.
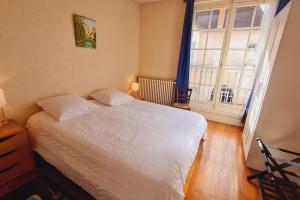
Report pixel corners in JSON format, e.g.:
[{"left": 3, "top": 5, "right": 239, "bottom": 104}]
[{"left": 135, "top": 0, "right": 161, "bottom": 3}]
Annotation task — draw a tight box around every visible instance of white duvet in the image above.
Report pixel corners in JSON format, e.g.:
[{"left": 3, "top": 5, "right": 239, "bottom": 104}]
[{"left": 27, "top": 100, "right": 207, "bottom": 200}]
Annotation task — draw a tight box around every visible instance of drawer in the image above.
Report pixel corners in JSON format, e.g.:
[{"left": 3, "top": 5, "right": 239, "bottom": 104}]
[
  {"left": 0, "top": 131, "right": 28, "bottom": 155},
  {"left": 0, "top": 121, "right": 25, "bottom": 140},
  {"left": 0, "top": 146, "right": 32, "bottom": 171},
  {"left": 0, "top": 158, "right": 34, "bottom": 186}
]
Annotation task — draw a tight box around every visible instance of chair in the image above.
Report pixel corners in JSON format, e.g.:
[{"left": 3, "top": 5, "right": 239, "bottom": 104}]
[
  {"left": 173, "top": 88, "right": 192, "bottom": 111},
  {"left": 247, "top": 138, "right": 300, "bottom": 200}
]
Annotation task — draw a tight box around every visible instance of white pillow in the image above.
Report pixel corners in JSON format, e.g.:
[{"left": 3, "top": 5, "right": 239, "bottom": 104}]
[
  {"left": 36, "top": 95, "right": 98, "bottom": 122},
  {"left": 90, "top": 89, "right": 134, "bottom": 106}
]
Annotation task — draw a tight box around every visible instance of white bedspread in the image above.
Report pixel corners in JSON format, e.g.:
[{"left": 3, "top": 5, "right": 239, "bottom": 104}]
[{"left": 27, "top": 100, "right": 207, "bottom": 200}]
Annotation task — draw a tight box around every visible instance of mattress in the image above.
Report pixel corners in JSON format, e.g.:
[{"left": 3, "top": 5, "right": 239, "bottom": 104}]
[{"left": 27, "top": 100, "right": 207, "bottom": 200}]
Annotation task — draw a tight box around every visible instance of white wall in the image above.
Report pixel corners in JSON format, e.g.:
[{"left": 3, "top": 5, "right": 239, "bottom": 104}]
[
  {"left": 247, "top": 1, "right": 300, "bottom": 170},
  {"left": 0, "top": 0, "right": 140, "bottom": 124},
  {"left": 139, "top": 0, "right": 185, "bottom": 80}
]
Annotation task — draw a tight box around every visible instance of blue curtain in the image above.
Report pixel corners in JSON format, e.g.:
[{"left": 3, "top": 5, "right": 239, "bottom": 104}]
[
  {"left": 176, "top": 0, "right": 195, "bottom": 90},
  {"left": 242, "top": 69, "right": 260, "bottom": 123},
  {"left": 241, "top": 89, "right": 253, "bottom": 123},
  {"left": 275, "top": 0, "right": 291, "bottom": 16}
]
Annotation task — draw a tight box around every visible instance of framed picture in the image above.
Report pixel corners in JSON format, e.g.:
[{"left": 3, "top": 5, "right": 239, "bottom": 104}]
[{"left": 73, "top": 14, "right": 96, "bottom": 49}]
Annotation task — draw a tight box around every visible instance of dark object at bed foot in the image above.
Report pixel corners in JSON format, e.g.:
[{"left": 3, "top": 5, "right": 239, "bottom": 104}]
[
  {"left": 2, "top": 151, "right": 95, "bottom": 200},
  {"left": 247, "top": 138, "right": 300, "bottom": 200}
]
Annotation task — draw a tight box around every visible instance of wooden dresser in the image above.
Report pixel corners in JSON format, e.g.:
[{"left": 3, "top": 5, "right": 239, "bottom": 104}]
[{"left": 0, "top": 120, "right": 35, "bottom": 188}]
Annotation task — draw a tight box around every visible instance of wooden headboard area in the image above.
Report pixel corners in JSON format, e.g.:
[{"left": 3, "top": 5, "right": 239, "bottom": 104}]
[{"left": 0, "top": 0, "right": 140, "bottom": 124}]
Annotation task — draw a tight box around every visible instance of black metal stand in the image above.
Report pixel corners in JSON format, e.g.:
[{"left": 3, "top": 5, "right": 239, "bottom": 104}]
[{"left": 247, "top": 138, "right": 300, "bottom": 200}]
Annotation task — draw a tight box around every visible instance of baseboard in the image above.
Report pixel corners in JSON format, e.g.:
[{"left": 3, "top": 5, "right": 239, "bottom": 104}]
[{"left": 192, "top": 109, "right": 243, "bottom": 127}]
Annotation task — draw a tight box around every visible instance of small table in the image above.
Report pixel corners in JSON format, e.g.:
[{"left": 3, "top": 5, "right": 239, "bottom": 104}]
[{"left": 0, "top": 120, "right": 36, "bottom": 198}]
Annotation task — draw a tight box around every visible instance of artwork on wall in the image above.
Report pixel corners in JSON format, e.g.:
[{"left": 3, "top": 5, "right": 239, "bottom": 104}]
[{"left": 73, "top": 14, "right": 96, "bottom": 49}]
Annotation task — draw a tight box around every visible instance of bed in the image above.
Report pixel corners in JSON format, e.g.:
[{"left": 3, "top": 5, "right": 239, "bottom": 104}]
[{"left": 27, "top": 99, "right": 207, "bottom": 200}]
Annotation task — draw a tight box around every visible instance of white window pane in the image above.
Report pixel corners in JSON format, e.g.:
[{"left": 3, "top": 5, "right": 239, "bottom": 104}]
[
  {"left": 225, "top": 65, "right": 243, "bottom": 69},
  {"left": 204, "top": 50, "right": 221, "bottom": 65},
  {"left": 211, "top": 10, "right": 219, "bottom": 29},
  {"left": 207, "top": 32, "right": 225, "bottom": 49},
  {"left": 208, "top": 86, "right": 214, "bottom": 101},
  {"left": 190, "top": 66, "right": 202, "bottom": 84},
  {"left": 197, "top": 85, "right": 212, "bottom": 102},
  {"left": 236, "top": 90, "right": 251, "bottom": 105},
  {"left": 197, "top": 85, "right": 203, "bottom": 100},
  {"left": 234, "top": 6, "right": 254, "bottom": 28},
  {"left": 254, "top": 5, "right": 264, "bottom": 27},
  {"left": 210, "top": 69, "right": 218, "bottom": 86},
  {"left": 189, "top": 83, "right": 195, "bottom": 88},
  {"left": 226, "top": 50, "right": 245, "bottom": 66},
  {"left": 211, "top": 8, "right": 228, "bottom": 29},
  {"left": 222, "top": 69, "right": 241, "bottom": 88},
  {"left": 189, "top": 67, "right": 196, "bottom": 83},
  {"left": 191, "top": 50, "right": 204, "bottom": 65},
  {"left": 245, "top": 64, "right": 256, "bottom": 70},
  {"left": 194, "top": 68, "right": 202, "bottom": 84},
  {"left": 201, "top": 68, "right": 208, "bottom": 84},
  {"left": 249, "top": 30, "right": 260, "bottom": 45},
  {"left": 195, "top": 87, "right": 201, "bottom": 101},
  {"left": 192, "top": 31, "right": 207, "bottom": 49},
  {"left": 203, "top": 87, "right": 211, "bottom": 101},
  {"left": 191, "top": 85, "right": 200, "bottom": 100},
  {"left": 241, "top": 70, "right": 256, "bottom": 89},
  {"left": 195, "top": 11, "right": 210, "bottom": 29},
  {"left": 245, "top": 47, "right": 257, "bottom": 65},
  {"left": 229, "top": 30, "right": 250, "bottom": 49},
  {"left": 201, "top": 68, "right": 216, "bottom": 85}
]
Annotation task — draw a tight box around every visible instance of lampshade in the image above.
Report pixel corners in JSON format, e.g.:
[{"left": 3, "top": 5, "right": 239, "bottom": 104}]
[
  {"left": 0, "top": 89, "right": 7, "bottom": 107},
  {"left": 131, "top": 82, "right": 140, "bottom": 92}
]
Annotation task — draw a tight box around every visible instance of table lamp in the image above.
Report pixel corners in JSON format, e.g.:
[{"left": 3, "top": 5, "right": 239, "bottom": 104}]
[
  {"left": 0, "top": 89, "right": 7, "bottom": 126},
  {"left": 131, "top": 82, "right": 140, "bottom": 98}
]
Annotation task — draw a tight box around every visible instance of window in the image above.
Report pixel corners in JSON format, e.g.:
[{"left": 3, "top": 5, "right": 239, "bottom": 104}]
[
  {"left": 190, "top": 4, "right": 264, "bottom": 113},
  {"left": 254, "top": 6, "right": 264, "bottom": 27},
  {"left": 190, "top": 8, "right": 228, "bottom": 102},
  {"left": 234, "top": 6, "right": 255, "bottom": 28},
  {"left": 195, "top": 11, "right": 210, "bottom": 29},
  {"left": 195, "top": 9, "right": 227, "bottom": 30}
]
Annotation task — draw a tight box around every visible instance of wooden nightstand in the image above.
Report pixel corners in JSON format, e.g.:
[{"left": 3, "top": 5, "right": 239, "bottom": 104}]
[{"left": 0, "top": 120, "right": 36, "bottom": 197}]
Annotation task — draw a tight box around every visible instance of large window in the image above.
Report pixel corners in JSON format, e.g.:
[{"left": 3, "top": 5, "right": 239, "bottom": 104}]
[
  {"left": 190, "top": 8, "right": 228, "bottom": 102},
  {"left": 190, "top": 3, "right": 264, "bottom": 112}
]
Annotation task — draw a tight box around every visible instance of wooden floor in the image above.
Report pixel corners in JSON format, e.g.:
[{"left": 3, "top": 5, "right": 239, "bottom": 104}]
[{"left": 185, "top": 121, "right": 260, "bottom": 200}]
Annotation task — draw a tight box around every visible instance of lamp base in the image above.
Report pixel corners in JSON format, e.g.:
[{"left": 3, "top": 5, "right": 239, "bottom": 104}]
[
  {"left": 130, "top": 91, "right": 141, "bottom": 99},
  {"left": 0, "top": 107, "right": 7, "bottom": 127}
]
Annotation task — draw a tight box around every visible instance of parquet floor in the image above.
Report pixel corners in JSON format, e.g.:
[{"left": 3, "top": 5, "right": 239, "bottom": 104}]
[{"left": 185, "top": 121, "right": 260, "bottom": 200}]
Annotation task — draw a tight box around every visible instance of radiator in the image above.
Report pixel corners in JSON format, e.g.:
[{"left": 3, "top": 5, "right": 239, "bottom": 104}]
[{"left": 138, "top": 76, "right": 176, "bottom": 106}]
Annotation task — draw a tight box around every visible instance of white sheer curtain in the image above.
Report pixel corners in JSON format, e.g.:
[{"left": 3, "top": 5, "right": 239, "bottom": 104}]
[
  {"left": 242, "top": 0, "right": 278, "bottom": 121},
  {"left": 242, "top": 0, "right": 278, "bottom": 122},
  {"left": 255, "top": 0, "right": 279, "bottom": 68}
]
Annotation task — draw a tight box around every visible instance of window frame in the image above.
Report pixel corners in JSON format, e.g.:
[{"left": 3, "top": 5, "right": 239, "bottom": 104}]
[{"left": 190, "top": 0, "right": 266, "bottom": 115}]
